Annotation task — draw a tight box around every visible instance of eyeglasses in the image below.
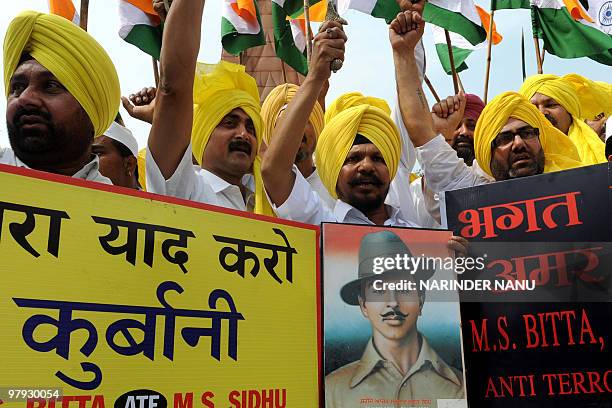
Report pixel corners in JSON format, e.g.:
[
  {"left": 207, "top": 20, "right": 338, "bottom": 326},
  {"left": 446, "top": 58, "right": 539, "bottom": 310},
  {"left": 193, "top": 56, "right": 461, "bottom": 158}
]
[{"left": 492, "top": 127, "right": 540, "bottom": 149}]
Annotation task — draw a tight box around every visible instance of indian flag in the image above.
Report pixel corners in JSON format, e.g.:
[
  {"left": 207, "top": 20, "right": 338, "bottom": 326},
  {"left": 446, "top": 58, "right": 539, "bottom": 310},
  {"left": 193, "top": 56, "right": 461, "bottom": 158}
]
[
  {"left": 532, "top": 0, "right": 612, "bottom": 65},
  {"left": 118, "top": 0, "right": 163, "bottom": 59},
  {"left": 432, "top": 7, "right": 502, "bottom": 75},
  {"left": 423, "top": 0, "right": 491, "bottom": 46},
  {"left": 221, "top": 0, "right": 266, "bottom": 55},
  {"left": 48, "top": 0, "right": 80, "bottom": 25},
  {"left": 337, "top": 0, "right": 401, "bottom": 23},
  {"left": 433, "top": 27, "right": 479, "bottom": 74},
  {"left": 491, "top": 0, "right": 530, "bottom": 9},
  {"left": 271, "top": 0, "right": 326, "bottom": 75}
]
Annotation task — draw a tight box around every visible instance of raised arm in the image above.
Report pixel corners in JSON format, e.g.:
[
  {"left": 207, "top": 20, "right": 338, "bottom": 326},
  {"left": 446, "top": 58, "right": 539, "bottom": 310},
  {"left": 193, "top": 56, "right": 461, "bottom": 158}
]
[
  {"left": 390, "top": 11, "right": 435, "bottom": 148},
  {"left": 261, "top": 21, "right": 346, "bottom": 206},
  {"left": 147, "top": 0, "right": 205, "bottom": 179}
]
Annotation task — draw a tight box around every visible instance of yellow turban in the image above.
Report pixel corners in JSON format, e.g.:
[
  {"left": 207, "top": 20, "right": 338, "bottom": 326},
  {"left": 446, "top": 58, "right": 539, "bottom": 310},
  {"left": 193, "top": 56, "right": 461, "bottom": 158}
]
[
  {"left": 316, "top": 98, "right": 400, "bottom": 199},
  {"left": 324, "top": 92, "right": 391, "bottom": 124},
  {"left": 519, "top": 74, "right": 606, "bottom": 165},
  {"left": 137, "top": 148, "right": 147, "bottom": 191},
  {"left": 260, "top": 83, "right": 325, "bottom": 146},
  {"left": 3, "top": 11, "right": 120, "bottom": 137},
  {"left": 192, "top": 61, "right": 272, "bottom": 216},
  {"left": 474, "top": 92, "right": 582, "bottom": 178}
]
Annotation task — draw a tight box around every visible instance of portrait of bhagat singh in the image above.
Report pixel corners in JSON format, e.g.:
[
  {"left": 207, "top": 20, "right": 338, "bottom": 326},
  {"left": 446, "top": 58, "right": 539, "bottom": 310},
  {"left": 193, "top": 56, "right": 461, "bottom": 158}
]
[{"left": 325, "top": 230, "right": 465, "bottom": 407}]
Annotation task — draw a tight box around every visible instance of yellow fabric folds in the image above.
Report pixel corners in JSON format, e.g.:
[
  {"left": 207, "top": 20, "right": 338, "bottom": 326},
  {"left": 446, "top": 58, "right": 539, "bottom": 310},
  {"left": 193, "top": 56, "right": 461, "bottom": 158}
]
[
  {"left": 324, "top": 92, "right": 391, "bottom": 124},
  {"left": 137, "top": 148, "right": 147, "bottom": 192},
  {"left": 474, "top": 92, "right": 582, "bottom": 178},
  {"left": 260, "top": 83, "right": 324, "bottom": 145},
  {"left": 316, "top": 100, "right": 400, "bottom": 199},
  {"left": 562, "top": 74, "right": 612, "bottom": 120},
  {"left": 519, "top": 74, "right": 606, "bottom": 165},
  {"left": 191, "top": 61, "right": 273, "bottom": 216},
  {"left": 3, "top": 11, "right": 120, "bottom": 136}
]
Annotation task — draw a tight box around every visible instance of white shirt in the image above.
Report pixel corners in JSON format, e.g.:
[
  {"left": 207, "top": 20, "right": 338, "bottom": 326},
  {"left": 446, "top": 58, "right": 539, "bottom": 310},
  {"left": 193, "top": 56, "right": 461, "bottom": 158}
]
[
  {"left": 305, "top": 168, "right": 336, "bottom": 210},
  {"left": 0, "top": 147, "right": 111, "bottom": 184},
  {"left": 416, "top": 135, "right": 493, "bottom": 195},
  {"left": 272, "top": 166, "right": 418, "bottom": 227},
  {"left": 146, "top": 144, "right": 254, "bottom": 211}
]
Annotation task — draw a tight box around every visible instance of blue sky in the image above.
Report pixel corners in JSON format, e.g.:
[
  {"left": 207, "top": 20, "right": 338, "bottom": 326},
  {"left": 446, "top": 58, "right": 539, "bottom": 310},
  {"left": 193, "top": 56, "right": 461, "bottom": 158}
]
[{"left": 0, "top": 1, "right": 609, "bottom": 149}]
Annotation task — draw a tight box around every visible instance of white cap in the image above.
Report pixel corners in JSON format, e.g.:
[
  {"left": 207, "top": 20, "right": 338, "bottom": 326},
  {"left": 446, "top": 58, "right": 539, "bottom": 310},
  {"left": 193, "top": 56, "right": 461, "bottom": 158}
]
[
  {"left": 103, "top": 122, "right": 139, "bottom": 157},
  {"left": 606, "top": 116, "right": 612, "bottom": 143}
]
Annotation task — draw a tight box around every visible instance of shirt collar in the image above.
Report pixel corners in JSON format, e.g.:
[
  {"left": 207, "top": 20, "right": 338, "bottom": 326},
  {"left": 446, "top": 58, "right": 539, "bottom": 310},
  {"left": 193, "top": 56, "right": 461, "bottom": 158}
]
[
  {"left": 15, "top": 154, "right": 106, "bottom": 181},
  {"left": 349, "top": 334, "right": 463, "bottom": 389},
  {"left": 72, "top": 155, "right": 102, "bottom": 179},
  {"left": 334, "top": 200, "right": 403, "bottom": 225},
  {"left": 200, "top": 169, "right": 253, "bottom": 195}
]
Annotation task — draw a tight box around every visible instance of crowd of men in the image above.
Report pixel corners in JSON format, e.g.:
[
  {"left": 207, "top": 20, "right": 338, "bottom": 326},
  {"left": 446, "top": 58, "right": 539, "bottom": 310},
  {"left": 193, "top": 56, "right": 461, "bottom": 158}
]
[
  {"left": 5, "top": 0, "right": 609, "bottom": 223},
  {"left": 3, "top": 0, "right": 611, "bottom": 401}
]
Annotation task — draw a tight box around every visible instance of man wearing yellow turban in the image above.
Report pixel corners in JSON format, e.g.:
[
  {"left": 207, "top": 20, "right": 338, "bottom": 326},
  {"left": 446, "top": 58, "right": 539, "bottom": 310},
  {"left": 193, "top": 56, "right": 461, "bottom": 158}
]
[
  {"left": 3, "top": 11, "right": 120, "bottom": 183},
  {"left": 519, "top": 74, "right": 610, "bottom": 165},
  {"left": 260, "top": 83, "right": 334, "bottom": 208},
  {"left": 262, "top": 17, "right": 461, "bottom": 233},
  {"left": 263, "top": 21, "right": 408, "bottom": 226},
  {"left": 392, "top": 11, "right": 582, "bottom": 198},
  {"left": 147, "top": 60, "right": 270, "bottom": 215},
  {"left": 144, "top": 1, "right": 273, "bottom": 215}
]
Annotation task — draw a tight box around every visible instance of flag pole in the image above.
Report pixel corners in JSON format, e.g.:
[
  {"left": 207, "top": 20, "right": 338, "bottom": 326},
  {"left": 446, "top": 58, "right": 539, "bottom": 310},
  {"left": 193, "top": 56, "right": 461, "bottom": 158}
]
[
  {"left": 483, "top": 9, "right": 495, "bottom": 103},
  {"left": 444, "top": 29, "right": 459, "bottom": 94},
  {"left": 79, "top": 0, "right": 89, "bottom": 31},
  {"left": 531, "top": 5, "right": 543, "bottom": 74},
  {"left": 521, "top": 28, "right": 527, "bottom": 81},
  {"left": 424, "top": 75, "right": 441, "bottom": 103},
  {"left": 304, "top": 0, "right": 313, "bottom": 64},
  {"left": 533, "top": 36, "right": 543, "bottom": 74},
  {"left": 152, "top": 58, "right": 160, "bottom": 87}
]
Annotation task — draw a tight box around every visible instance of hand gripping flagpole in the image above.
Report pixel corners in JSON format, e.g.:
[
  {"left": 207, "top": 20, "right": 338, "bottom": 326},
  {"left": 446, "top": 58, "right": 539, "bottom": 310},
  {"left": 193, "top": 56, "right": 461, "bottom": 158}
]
[{"left": 325, "top": 0, "right": 348, "bottom": 73}]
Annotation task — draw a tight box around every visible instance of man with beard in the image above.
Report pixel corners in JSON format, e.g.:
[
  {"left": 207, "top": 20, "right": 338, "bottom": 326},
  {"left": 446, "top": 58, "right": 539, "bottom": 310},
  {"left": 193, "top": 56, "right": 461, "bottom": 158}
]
[
  {"left": 325, "top": 231, "right": 464, "bottom": 406},
  {"left": 406, "top": 93, "right": 491, "bottom": 228},
  {"left": 261, "top": 13, "right": 468, "bottom": 254},
  {"left": 262, "top": 19, "right": 418, "bottom": 227},
  {"left": 261, "top": 83, "right": 334, "bottom": 208},
  {"left": 3, "top": 11, "right": 120, "bottom": 182},
  {"left": 519, "top": 74, "right": 610, "bottom": 165},
  {"left": 392, "top": 10, "right": 582, "bottom": 195},
  {"left": 433, "top": 94, "right": 484, "bottom": 167}
]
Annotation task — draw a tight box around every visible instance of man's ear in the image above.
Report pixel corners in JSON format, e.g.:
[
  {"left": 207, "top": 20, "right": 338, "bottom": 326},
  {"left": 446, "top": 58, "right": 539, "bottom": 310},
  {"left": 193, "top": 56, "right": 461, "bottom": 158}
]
[
  {"left": 125, "top": 155, "right": 137, "bottom": 175},
  {"left": 358, "top": 295, "right": 369, "bottom": 318}
]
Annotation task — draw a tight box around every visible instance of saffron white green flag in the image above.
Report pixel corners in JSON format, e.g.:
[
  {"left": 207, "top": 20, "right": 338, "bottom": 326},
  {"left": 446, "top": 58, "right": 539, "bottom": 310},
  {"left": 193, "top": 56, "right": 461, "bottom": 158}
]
[
  {"left": 432, "top": 7, "right": 502, "bottom": 75},
  {"left": 337, "top": 0, "right": 401, "bottom": 23},
  {"left": 221, "top": 0, "right": 266, "bottom": 55},
  {"left": 48, "top": 0, "right": 80, "bottom": 25},
  {"left": 271, "top": 0, "right": 325, "bottom": 75},
  {"left": 118, "top": 0, "right": 163, "bottom": 59},
  {"left": 433, "top": 26, "right": 479, "bottom": 74},
  {"left": 491, "top": 0, "right": 530, "bottom": 9},
  {"left": 423, "top": 0, "right": 490, "bottom": 45},
  {"left": 532, "top": 0, "right": 612, "bottom": 65}
]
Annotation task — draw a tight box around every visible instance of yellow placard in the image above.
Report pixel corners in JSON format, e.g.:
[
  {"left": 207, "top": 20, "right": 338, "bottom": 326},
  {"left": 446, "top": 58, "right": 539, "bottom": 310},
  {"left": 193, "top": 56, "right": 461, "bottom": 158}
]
[{"left": 0, "top": 165, "right": 320, "bottom": 408}]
